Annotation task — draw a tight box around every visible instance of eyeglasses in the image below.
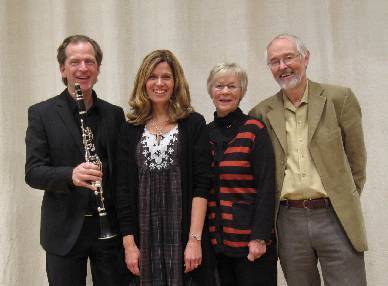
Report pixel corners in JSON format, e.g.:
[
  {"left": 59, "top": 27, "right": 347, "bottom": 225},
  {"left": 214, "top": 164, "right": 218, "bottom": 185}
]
[
  {"left": 214, "top": 84, "right": 241, "bottom": 92},
  {"left": 267, "top": 53, "right": 301, "bottom": 69}
]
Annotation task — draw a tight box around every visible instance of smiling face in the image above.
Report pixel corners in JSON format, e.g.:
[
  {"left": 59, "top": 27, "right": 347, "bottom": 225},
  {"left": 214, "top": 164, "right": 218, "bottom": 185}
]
[
  {"left": 267, "top": 37, "right": 309, "bottom": 91},
  {"left": 210, "top": 73, "right": 242, "bottom": 117},
  {"left": 146, "top": 62, "right": 174, "bottom": 109},
  {"left": 60, "top": 41, "right": 100, "bottom": 97}
]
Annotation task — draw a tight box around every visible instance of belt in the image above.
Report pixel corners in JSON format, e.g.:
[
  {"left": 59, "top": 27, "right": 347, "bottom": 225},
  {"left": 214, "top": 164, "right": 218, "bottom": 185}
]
[{"left": 280, "top": 198, "right": 331, "bottom": 209}]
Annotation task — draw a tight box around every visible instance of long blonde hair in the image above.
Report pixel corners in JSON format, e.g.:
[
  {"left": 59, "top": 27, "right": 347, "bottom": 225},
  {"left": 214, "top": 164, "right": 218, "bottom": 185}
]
[{"left": 127, "top": 50, "right": 193, "bottom": 125}]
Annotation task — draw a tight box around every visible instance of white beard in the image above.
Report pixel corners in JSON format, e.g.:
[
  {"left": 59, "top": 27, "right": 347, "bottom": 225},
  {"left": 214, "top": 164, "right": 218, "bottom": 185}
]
[{"left": 276, "top": 74, "right": 301, "bottom": 90}]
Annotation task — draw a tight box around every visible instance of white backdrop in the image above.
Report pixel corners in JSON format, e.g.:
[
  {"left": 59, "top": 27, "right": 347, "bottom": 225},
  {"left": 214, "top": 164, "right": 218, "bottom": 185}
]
[{"left": 1, "top": 0, "right": 387, "bottom": 285}]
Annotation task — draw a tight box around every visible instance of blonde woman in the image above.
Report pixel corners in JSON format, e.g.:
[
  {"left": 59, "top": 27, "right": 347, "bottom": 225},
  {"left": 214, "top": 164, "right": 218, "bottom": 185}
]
[{"left": 116, "top": 50, "right": 215, "bottom": 286}]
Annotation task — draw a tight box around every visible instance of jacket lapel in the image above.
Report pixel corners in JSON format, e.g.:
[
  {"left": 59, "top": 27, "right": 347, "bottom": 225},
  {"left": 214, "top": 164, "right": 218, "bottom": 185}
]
[
  {"left": 55, "top": 91, "right": 84, "bottom": 155},
  {"left": 266, "top": 92, "right": 287, "bottom": 152},
  {"left": 307, "top": 81, "right": 326, "bottom": 143}
]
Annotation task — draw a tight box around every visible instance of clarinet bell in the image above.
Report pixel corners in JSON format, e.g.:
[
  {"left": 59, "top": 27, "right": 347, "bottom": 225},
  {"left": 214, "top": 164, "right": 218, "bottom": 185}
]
[{"left": 98, "top": 212, "right": 117, "bottom": 240}]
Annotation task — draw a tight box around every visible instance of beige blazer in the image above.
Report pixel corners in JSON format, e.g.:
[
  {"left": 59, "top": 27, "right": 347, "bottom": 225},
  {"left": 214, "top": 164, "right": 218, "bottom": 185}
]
[{"left": 249, "top": 80, "right": 367, "bottom": 252}]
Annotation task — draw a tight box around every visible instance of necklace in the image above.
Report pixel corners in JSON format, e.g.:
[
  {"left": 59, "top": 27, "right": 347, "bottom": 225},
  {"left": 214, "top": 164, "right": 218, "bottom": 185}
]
[{"left": 148, "top": 119, "right": 168, "bottom": 145}]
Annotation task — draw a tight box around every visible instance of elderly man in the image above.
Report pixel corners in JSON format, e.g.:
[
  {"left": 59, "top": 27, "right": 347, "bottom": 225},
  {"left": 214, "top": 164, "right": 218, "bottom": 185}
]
[
  {"left": 249, "top": 33, "right": 367, "bottom": 286},
  {"left": 25, "top": 35, "right": 129, "bottom": 285}
]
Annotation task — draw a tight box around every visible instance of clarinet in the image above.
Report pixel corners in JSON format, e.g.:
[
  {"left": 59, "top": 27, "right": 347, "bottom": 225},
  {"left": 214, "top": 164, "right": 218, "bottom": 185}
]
[{"left": 74, "top": 83, "right": 116, "bottom": 239}]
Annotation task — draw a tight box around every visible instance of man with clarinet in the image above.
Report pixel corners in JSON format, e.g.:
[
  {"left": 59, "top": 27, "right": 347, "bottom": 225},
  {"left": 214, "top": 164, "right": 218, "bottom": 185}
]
[{"left": 25, "top": 35, "right": 129, "bottom": 286}]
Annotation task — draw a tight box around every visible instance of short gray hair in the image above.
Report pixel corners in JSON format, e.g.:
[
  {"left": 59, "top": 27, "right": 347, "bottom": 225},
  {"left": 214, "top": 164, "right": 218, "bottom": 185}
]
[
  {"left": 265, "top": 33, "right": 309, "bottom": 64},
  {"left": 207, "top": 62, "right": 248, "bottom": 97}
]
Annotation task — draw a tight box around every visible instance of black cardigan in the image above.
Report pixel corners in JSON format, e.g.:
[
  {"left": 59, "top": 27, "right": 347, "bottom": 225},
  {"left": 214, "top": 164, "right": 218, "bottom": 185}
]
[
  {"left": 208, "top": 108, "right": 276, "bottom": 256},
  {"left": 116, "top": 111, "right": 215, "bottom": 284}
]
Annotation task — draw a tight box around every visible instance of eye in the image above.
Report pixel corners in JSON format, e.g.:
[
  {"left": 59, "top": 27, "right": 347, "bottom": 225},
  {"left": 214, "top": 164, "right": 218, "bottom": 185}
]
[
  {"left": 70, "top": 60, "right": 80, "bottom": 66},
  {"left": 85, "top": 59, "right": 96, "bottom": 65},
  {"left": 162, "top": 75, "right": 172, "bottom": 80},
  {"left": 285, "top": 55, "right": 294, "bottom": 60},
  {"left": 148, "top": 75, "right": 157, "bottom": 80}
]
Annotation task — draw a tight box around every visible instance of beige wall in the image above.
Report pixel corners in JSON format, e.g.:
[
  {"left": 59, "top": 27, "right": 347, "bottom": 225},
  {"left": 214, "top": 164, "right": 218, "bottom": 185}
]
[{"left": 1, "top": 0, "right": 387, "bottom": 285}]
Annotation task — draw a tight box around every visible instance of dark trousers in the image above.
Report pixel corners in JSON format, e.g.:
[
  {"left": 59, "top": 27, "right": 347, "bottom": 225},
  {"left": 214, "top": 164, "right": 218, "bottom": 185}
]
[
  {"left": 46, "top": 216, "right": 129, "bottom": 286},
  {"left": 216, "top": 243, "right": 277, "bottom": 286}
]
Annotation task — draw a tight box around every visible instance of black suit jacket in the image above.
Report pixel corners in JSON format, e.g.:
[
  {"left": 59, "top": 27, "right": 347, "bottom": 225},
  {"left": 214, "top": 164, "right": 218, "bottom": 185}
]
[{"left": 25, "top": 89, "right": 125, "bottom": 256}]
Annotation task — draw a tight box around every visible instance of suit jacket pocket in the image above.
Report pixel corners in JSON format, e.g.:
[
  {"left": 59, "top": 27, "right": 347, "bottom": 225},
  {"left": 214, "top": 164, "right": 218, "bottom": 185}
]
[{"left": 232, "top": 202, "right": 254, "bottom": 229}]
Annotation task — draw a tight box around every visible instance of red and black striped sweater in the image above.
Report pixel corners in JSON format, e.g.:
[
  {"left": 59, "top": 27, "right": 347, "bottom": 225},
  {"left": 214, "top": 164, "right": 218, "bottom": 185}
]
[{"left": 207, "top": 108, "right": 276, "bottom": 257}]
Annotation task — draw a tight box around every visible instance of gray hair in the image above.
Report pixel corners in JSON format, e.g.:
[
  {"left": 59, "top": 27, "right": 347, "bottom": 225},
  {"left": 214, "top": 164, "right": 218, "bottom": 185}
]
[
  {"left": 264, "top": 33, "right": 309, "bottom": 63},
  {"left": 207, "top": 62, "right": 248, "bottom": 97}
]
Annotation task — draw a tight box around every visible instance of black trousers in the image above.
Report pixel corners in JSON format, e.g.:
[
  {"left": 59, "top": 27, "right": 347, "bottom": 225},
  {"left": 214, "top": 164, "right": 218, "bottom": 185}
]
[
  {"left": 46, "top": 216, "right": 129, "bottom": 286},
  {"left": 216, "top": 243, "right": 277, "bottom": 286}
]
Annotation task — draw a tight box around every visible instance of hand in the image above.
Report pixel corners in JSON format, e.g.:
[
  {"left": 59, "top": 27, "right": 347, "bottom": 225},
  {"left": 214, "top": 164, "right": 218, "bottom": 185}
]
[
  {"left": 72, "top": 162, "right": 102, "bottom": 191},
  {"left": 184, "top": 239, "right": 202, "bottom": 273},
  {"left": 123, "top": 235, "right": 140, "bottom": 276},
  {"left": 247, "top": 240, "right": 266, "bottom": 262}
]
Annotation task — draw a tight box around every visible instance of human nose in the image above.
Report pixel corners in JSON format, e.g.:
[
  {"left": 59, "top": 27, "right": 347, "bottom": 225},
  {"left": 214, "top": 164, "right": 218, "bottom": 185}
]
[
  {"left": 155, "top": 77, "right": 164, "bottom": 85},
  {"left": 278, "top": 59, "right": 288, "bottom": 69},
  {"left": 78, "top": 61, "right": 87, "bottom": 70}
]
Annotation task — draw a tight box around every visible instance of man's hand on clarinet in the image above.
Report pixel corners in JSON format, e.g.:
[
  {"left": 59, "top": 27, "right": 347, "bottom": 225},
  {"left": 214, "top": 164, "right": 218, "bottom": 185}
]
[{"left": 72, "top": 162, "right": 102, "bottom": 191}]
